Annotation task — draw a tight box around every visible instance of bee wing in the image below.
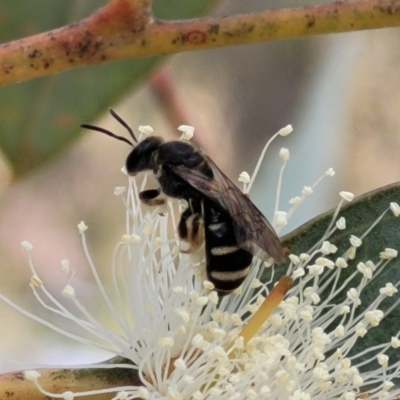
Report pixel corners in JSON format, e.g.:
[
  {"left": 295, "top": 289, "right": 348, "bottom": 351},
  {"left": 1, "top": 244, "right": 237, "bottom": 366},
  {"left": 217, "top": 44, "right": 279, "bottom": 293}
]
[{"left": 173, "top": 158, "right": 285, "bottom": 264}]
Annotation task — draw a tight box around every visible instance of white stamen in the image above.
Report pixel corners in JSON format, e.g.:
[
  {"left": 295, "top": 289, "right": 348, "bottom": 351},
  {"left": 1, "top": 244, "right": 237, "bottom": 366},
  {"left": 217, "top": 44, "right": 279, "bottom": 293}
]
[
  {"left": 178, "top": 125, "right": 195, "bottom": 140},
  {"left": 390, "top": 202, "right": 400, "bottom": 216},
  {"left": 335, "top": 257, "right": 348, "bottom": 269},
  {"left": 278, "top": 125, "right": 293, "bottom": 136},
  {"left": 325, "top": 168, "right": 335, "bottom": 177},
  {"left": 238, "top": 171, "right": 251, "bottom": 184},
  {"left": 114, "top": 186, "right": 126, "bottom": 196},
  {"left": 77, "top": 221, "right": 87, "bottom": 233},
  {"left": 21, "top": 241, "right": 33, "bottom": 251},
  {"left": 24, "top": 370, "right": 41, "bottom": 381},
  {"left": 377, "top": 354, "right": 389, "bottom": 367},
  {"left": 380, "top": 283, "right": 398, "bottom": 297},
  {"left": 60, "top": 260, "right": 70, "bottom": 273},
  {"left": 349, "top": 235, "right": 362, "bottom": 247},
  {"left": 339, "top": 191, "right": 355, "bottom": 202},
  {"left": 279, "top": 148, "right": 290, "bottom": 161},
  {"left": 380, "top": 248, "right": 398, "bottom": 259},
  {"left": 336, "top": 217, "right": 346, "bottom": 230},
  {"left": 138, "top": 125, "right": 153, "bottom": 136},
  {"left": 62, "top": 285, "right": 75, "bottom": 299}
]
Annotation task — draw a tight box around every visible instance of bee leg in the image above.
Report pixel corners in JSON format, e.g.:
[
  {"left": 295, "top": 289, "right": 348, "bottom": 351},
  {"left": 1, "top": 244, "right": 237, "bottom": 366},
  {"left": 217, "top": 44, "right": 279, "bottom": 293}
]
[
  {"left": 178, "top": 208, "right": 204, "bottom": 254},
  {"left": 139, "top": 188, "right": 167, "bottom": 206}
]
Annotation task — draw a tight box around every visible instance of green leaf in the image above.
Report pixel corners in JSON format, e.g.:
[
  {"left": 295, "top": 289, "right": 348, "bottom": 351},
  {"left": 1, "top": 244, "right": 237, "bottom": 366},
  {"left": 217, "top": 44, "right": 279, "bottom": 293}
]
[
  {"left": 272, "top": 182, "right": 400, "bottom": 371},
  {"left": 0, "top": 0, "right": 217, "bottom": 177}
]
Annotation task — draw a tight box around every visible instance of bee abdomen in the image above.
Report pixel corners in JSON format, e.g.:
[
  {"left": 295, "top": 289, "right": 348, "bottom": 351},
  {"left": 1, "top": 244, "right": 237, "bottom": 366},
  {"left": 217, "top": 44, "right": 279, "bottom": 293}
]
[{"left": 205, "top": 206, "right": 254, "bottom": 295}]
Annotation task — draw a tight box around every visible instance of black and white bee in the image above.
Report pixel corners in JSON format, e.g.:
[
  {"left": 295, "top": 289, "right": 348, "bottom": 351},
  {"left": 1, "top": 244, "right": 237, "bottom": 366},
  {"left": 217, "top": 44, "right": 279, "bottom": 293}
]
[{"left": 81, "top": 109, "right": 285, "bottom": 296}]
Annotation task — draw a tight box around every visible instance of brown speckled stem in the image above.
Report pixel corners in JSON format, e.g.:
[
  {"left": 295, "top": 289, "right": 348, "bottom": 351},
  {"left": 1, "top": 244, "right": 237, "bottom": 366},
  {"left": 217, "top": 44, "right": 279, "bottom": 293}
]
[{"left": 0, "top": 0, "right": 399, "bottom": 85}]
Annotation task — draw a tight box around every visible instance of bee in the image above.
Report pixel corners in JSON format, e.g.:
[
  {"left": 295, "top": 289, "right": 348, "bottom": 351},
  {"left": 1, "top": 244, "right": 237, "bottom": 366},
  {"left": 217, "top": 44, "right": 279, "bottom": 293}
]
[{"left": 81, "top": 109, "right": 285, "bottom": 296}]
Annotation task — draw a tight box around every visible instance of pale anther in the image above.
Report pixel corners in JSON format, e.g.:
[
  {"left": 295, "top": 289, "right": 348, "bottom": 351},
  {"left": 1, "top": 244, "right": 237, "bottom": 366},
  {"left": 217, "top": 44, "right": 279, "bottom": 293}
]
[
  {"left": 380, "top": 283, "right": 398, "bottom": 297},
  {"left": 316, "top": 257, "right": 334, "bottom": 269},
  {"left": 176, "top": 325, "right": 186, "bottom": 335},
  {"left": 115, "top": 391, "right": 129, "bottom": 400},
  {"left": 380, "top": 248, "right": 398, "bottom": 259},
  {"left": 391, "top": 337, "right": 400, "bottom": 348},
  {"left": 340, "top": 191, "right": 355, "bottom": 202},
  {"left": 62, "top": 391, "right": 74, "bottom": 400},
  {"left": 300, "top": 306, "right": 313, "bottom": 321},
  {"left": 349, "top": 235, "right": 362, "bottom": 247},
  {"left": 302, "top": 186, "right": 313, "bottom": 196},
  {"left": 173, "top": 358, "right": 187, "bottom": 371},
  {"left": 336, "top": 217, "right": 346, "bottom": 230},
  {"left": 60, "top": 259, "right": 70, "bottom": 273},
  {"left": 62, "top": 285, "right": 75, "bottom": 298},
  {"left": 279, "top": 148, "right": 290, "bottom": 161},
  {"left": 208, "top": 291, "right": 219, "bottom": 304},
  {"left": 178, "top": 125, "right": 195, "bottom": 140},
  {"left": 347, "top": 288, "right": 361, "bottom": 305},
  {"left": 278, "top": 124, "right": 293, "bottom": 136},
  {"left": 300, "top": 253, "right": 311, "bottom": 261},
  {"left": 114, "top": 186, "right": 126, "bottom": 196},
  {"left": 238, "top": 171, "right": 251, "bottom": 184},
  {"left": 31, "top": 274, "right": 42, "bottom": 287},
  {"left": 77, "top": 221, "right": 88, "bottom": 233},
  {"left": 21, "top": 241, "right": 33, "bottom": 251},
  {"left": 335, "top": 324, "right": 345, "bottom": 337},
  {"left": 335, "top": 257, "right": 348, "bottom": 268},
  {"left": 192, "top": 334, "right": 205, "bottom": 348},
  {"left": 357, "top": 262, "right": 372, "bottom": 279},
  {"left": 292, "top": 268, "right": 305, "bottom": 280},
  {"left": 308, "top": 264, "right": 324, "bottom": 276},
  {"left": 365, "top": 310, "right": 384, "bottom": 326},
  {"left": 274, "top": 211, "right": 288, "bottom": 227},
  {"left": 24, "top": 370, "right": 41, "bottom": 381},
  {"left": 390, "top": 202, "right": 400, "bottom": 216},
  {"left": 289, "top": 254, "right": 300, "bottom": 265},
  {"left": 366, "top": 260, "right": 376, "bottom": 271},
  {"left": 175, "top": 309, "right": 190, "bottom": 323},
  {"left": 325, "top": 167, "right": 335, "bottom": 177},
  {"left": 234, "top": 336, "right": 244, "bottom": 350},
  {"left": 289, "top": 196, "right": 302, "bottom": 206},
  {"left": 383, "top": 381, "right": 395, "bottom": 391},
  {"left": 377, "top": 354, "right": 389, "bottom": 367},
  {"left": 340, "top": 305, "right": 350, "bottom": 314},
  {"left": 138, "top": 125, "right": 154, "bottom": 136},
  {"left": 355, "top": 322, "right": 367, "bottom": 337},
  {"left": 310, "top": 293, "right": 321, "bottom": 304},
  {"left": 196, "top": 296, "right": 209, "bottom": 306},
  {"left": 203, "top": 280, "right": 214, "bottom": 290},
  {"left": 250, "top": 278, "right": 262, "bottom": 288},
  {"left": 320, "top": 241, "right": 338, "bottom": 255}
]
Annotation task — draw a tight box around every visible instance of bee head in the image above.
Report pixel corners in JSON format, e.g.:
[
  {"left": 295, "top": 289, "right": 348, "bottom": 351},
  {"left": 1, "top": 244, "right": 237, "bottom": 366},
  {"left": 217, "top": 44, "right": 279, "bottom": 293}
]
[{"left": 125, "top": 136, "right": 164, "bottom": 175}]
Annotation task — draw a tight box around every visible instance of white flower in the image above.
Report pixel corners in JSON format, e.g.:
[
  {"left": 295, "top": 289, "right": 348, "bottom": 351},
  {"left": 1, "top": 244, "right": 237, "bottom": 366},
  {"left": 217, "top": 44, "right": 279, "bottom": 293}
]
[{"left": 1, "top": 125, "right": 400, "bottom": 400}]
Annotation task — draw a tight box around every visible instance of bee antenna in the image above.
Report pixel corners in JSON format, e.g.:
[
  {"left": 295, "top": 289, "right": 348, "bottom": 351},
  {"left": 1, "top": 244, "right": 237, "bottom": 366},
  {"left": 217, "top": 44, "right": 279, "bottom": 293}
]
[
  {"left": 109, "top": 108, "right": 138, "bottom": 143},
  {"left": 80, "top": 123, "right": 134, "bottom": 146}
]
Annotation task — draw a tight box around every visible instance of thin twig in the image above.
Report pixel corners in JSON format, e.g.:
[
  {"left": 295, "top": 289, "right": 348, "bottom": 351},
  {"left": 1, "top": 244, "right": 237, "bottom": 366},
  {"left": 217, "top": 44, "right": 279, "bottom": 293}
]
[{"left": 0, "top": 0, "right": 399, "bottom": 86}]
